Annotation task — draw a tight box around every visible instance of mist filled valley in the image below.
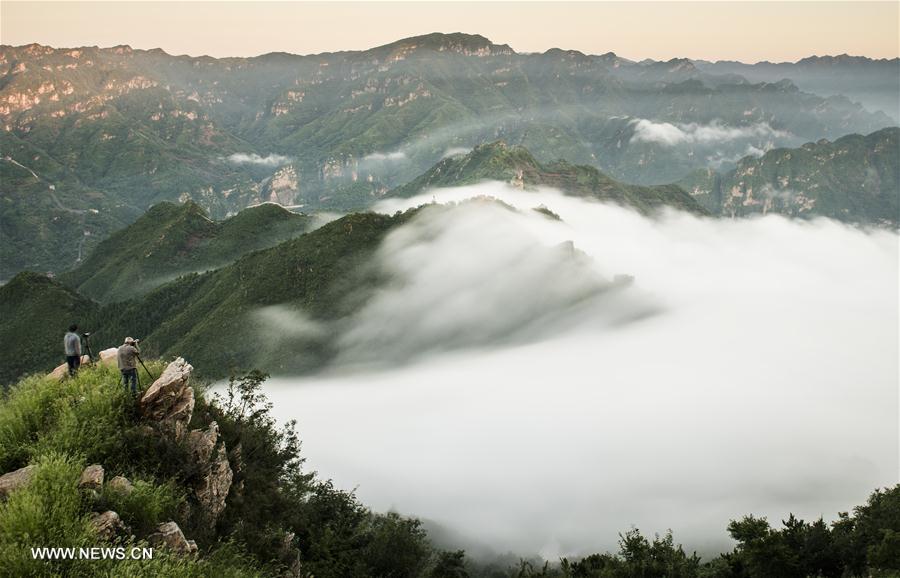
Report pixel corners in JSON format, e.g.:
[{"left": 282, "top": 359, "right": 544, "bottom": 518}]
[
  {"left": 253, "top": 185, "right": 898, "bottom": 558},
  {"left": 1, "top": 14, "right": 900, "bottom": 577}
]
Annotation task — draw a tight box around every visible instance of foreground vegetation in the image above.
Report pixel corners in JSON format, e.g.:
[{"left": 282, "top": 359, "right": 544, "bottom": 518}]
[{"left": 0, "top": 362, "right": 897, "bottom": 577}]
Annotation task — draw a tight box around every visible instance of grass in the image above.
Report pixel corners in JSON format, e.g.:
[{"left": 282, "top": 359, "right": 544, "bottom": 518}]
[{"left": 0, "top": 362, "right": 163, "bottom": 473}]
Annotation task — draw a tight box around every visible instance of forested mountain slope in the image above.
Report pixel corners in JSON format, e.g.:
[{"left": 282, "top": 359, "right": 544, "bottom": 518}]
[{"left": 58, "top": 201, "right": 314, "bottom": 302}]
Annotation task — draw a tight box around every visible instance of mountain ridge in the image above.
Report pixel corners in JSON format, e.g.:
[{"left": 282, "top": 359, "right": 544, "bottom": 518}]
[{"left": 384, "top": 140, "right": 709, "bottom": 215}]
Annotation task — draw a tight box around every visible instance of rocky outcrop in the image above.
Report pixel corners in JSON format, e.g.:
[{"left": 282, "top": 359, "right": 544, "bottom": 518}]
[
  {"left": 78, "top": 464, "right": 104, "bottom": 491},
  {"left": 0, "top": 464, "right": 35, "bottom": 499},
  {"left": 185, "top": 422, "right": 233, "bottom": 527},
  {"left": 140, "top": 358, "right": 195, "bottom": 440},
  {"left": 48, "top": 354, "right": 91, "bottom": 380},
  {"left": 148, "top": 521, "right": 198, "bottom": 556},
  {"left": 90, "top": 510, "right": 129, "bottom": 540},
  {"left": 137, "top": 358, "right": 234, "bottom": 527}
]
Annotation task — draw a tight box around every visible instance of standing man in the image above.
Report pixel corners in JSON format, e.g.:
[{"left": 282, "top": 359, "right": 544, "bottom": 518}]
[
  {"left": 64, "top": 324, "right": 82, "bottom": 377},
  {"left": 117, "top": 337, "right": 141, "bottom": 394}
]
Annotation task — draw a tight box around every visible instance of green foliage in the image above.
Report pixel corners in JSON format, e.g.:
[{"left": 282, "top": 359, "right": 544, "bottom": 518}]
[
  {"left": 546, "top": 530, "right": 701, "bottom": 578},
  {"left": 430, "top": 550, "right": 470, "bottom": 578},
  {"left": 717, "top": 493, "right": 900, "bottom": 578}
]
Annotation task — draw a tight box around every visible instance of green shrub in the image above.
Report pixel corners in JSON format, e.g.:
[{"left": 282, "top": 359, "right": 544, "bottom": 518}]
[{"left": 98, "top": 478, "right": 184, "bottom": 536}]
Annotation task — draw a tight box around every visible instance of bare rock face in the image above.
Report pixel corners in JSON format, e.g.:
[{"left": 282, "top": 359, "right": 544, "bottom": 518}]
[
  {"left": 78, "top": 464, "right": 104, "bottom": 491},
  {"left": 148, "top": 521, "right": 198, "bottom": 556},
  {"left": 186, "top": 422, "right": 218, "bottom": 464},
  {"left": 229, "top": 443, "right": 245, "bottom": 501},
  {"left": 108, "top": 475, "right": 134, "bottom": 496},
  {"left": 0, "top": 465, "right": 35, "bottom": 499},
  {"left": 90, "top": 510, "right": 129, "bottom": 541},
  {"left": 278, "top": 532, "right": 303, "bottom": 578},
  {"left": 186, "top": 422, "right": 233, "bottom": 526},
  {"left": 140, "top": 358, "right": 195, "bottom": 440}
]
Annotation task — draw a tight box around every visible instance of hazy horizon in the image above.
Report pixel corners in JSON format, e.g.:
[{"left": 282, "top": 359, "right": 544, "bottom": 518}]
[{"left": 2, "top": 2, "right": 899, "bottom": 63}]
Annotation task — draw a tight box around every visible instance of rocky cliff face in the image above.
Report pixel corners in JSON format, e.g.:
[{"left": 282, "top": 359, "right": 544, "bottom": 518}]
[{"left": 679, "top": 127, "right": 899, "bottom": 224}]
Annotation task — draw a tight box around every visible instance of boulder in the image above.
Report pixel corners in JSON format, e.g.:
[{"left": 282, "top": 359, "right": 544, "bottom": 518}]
[
  {"left": 148, "top": 521, "right": 197, "bottom": 556},
  {"left": 78, "top": 464, "right": 104, "bottom": 491},
  {"left": 48, "top": 354, "right": 91, "bottom": 380},
  {"left": 140, "top": 358, "right": 195, "bottom": 440},
  {"left": 186, "top": 422, "right": 233, "bottom": 526},
  {"left": 107, "top": 475, "right": 134, "bottom": 496},
  {"left": 89, "top": 510, "right": 129, "bottom": 540},
  {"left": 98, "top": 348, "right": 119, "bottom": 367},
  {"left": 0, "top": 465, "right": 35, "bottom": 499}
]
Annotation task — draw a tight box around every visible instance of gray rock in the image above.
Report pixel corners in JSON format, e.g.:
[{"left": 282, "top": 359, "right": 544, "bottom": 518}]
[
  {"left": 186, "top": 422, "right": 233, "bottom": 526},
  {"left": 148, "top": 521, "right": 196, "bottom": 556},
  {"left": 79, "top": 464, "right": 104, "bottom": 491},
  {"left": 89, "top": 510, "right": 129, "bottom": 541},
  {"left": 0, "top": 465, "right": 35, "bottom": 499},
  {"left": 186, "top": 421, "right": 218, "bottom": 464},
  {"left": 108, "top": 475, "right": 134, "bottom": 496}
]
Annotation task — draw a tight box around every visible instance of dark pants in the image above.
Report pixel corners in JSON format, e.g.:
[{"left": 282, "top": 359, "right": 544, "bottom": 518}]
[
  {"left": 66, "top": 355, "right": 81, "bottom": 377},
  {"left": 121, "top": 368, "right": 138, "bottom": 394}
]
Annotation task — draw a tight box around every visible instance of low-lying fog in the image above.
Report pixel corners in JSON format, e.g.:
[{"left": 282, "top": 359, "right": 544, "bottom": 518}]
[{"left": 257, "top": 184, "right": 898, "bottom": 558}]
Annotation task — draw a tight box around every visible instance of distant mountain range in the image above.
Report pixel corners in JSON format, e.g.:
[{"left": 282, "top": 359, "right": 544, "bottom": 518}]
[
  {"left": 693, "top": 55, "right": 900, "bottom": 123},
  {"left": 679, "top": 127, "right": 899, "bottom": 224},
  {"left": 2, "top": 33, "right": 897, "bottom": 278}
]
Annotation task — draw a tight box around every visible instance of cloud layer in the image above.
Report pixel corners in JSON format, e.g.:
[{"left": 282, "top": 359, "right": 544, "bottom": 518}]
[
  {"left": 226, "top": 152, "right": 293, "bottom": 167},
  {"left": 363, "top": 150, "right": 407, "bottom": 162},
  {"left": 251, "top": 184, "right": 898, "bottom": 559},
  {"left": 630, "top": 118, "right": 790, "bottom": 146}
]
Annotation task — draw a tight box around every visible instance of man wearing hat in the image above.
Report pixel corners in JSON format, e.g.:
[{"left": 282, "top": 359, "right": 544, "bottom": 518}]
[{"left": 117, "top": 337, "right": 141, "bottom": 394}]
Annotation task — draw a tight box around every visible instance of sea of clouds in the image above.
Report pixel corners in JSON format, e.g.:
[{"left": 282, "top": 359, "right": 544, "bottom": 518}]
[{"left": 253, "top": 183, "right": 898, "bottom": 559}]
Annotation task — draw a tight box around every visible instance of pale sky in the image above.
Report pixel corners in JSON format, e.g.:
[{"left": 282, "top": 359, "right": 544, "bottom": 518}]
[{"left": 1, "top": 1, "right": 898, "bottom": 63}]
